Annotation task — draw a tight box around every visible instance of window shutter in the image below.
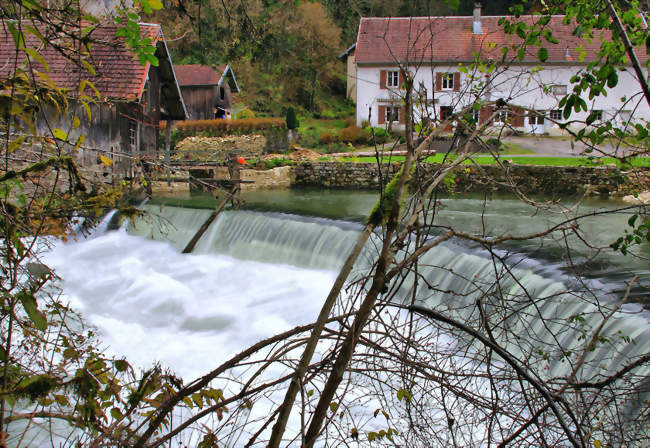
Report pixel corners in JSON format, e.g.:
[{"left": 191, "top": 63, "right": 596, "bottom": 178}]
[
  {"left": 513, "top": 107, "right": 525, "bottom": 127},
  {"left": 480, "top": 106, "right": 493, "bottom": 124},
  {"left": 378, "top": 105, "right": 386, "bottom": 124},
  {"left": 399, "top": 107, "right": 405, "bottom": 124},
  {"left": 380, "top": 70, "right": 387, "bottom": 90},
  {"left": 453, "top": 72, "right": 460, "bottom": 92},
  {"left": 399, "top": 70, "right": 405, "bottom": 89},
  {"left": 435, "top": 72, "right": 442, "bottom": 91}
]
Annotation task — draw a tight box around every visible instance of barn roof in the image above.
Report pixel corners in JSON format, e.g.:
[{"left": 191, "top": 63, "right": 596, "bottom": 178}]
[
  {"left": 355, "top": 15, "right": 649, "bottom": 65},
  {"left": 175, "top": 64, "right": 240, "bottom": 93},
  {"left": 0, "top": 20, "right": 187, "bottom": 119},
  {"left": 175, "top": 64, "right": 220, "bottom": 86}
]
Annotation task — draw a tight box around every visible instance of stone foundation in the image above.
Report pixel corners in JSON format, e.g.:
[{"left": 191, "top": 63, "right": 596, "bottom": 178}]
[
  {"left": 241, "top": 166, "right": 293, "bottom": 190},
  {"left": 292, "top": 162, "right": 650, "bottom": 197}
]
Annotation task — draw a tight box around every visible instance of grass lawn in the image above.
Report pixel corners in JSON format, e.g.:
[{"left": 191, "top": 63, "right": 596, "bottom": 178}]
[
  {"left": 297, "top": 118, "right": 350, "bottom": 152},
  {"left": 339, "top": 153, "right": 650, "bottom": 168},
  {"left": 498, "top": 142, "right": 535, "bottom": 155}
]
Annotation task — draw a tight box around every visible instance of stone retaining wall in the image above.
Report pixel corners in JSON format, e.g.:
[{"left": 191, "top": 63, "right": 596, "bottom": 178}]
[{"left": 292, "top": 162, "right": 650, "bottom": 197}]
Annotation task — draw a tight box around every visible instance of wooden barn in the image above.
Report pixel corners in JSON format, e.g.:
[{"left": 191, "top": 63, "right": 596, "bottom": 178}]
[
  {"left": 174, "top": 64, "right": 240, "bottom": 120},
  {"left": 0, "top": 21, "right": 187, "bottom": 177}
]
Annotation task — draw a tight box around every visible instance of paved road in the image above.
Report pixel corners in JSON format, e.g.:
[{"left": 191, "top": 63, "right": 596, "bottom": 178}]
[{"left": 502, "top": 136, "right": 643, "bottom": 157}]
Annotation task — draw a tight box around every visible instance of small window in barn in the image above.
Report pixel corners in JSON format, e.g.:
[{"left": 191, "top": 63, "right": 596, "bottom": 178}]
[
  {"left": 529, "top": 111, "right": 545, "bottom": 125},
  {"left": 551, "top": 84, "right": 567, "bottom": 96},
  {"left": 220, "top": 86, "right": 225, "bottom": 100},
  {"left": 441, "top": 73, "right": 454, "bottom": 90},
  {"left": 129, "top": 120, "right": 137, "bottom": 151},
  {"left": 549, "top": 109, "right": 562, "bottom": 121},
  {"left": 386, "top": 70, "right": 400, "bottom": 88},
  {"left": 386, "top": 106, "right": 400, "bottom": 123}
]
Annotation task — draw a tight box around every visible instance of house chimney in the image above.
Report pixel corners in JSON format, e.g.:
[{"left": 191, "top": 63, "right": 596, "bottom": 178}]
[{"left": 473, "top": 2, "right": 483, "bottom": 34}]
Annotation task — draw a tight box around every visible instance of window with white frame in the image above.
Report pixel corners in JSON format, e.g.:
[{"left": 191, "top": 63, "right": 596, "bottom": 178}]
[
  {"left": 551, "top": 84, "right": 567, "bottom": 96},
  {"left": 529, "top": 111, "right": 545, "bottom": 125},
  {"left": 386, "top": 70, "right": 400, "bottom": 88},
  {"left": 442, "top": 72, "right": 454, "bottom": 90},
  {"left": 386, "top": 106, "right": 400, "bottom": 122},
  {"left": 549, "top": 109, "right": 562, "bottom": 120},
  {"left": 494, "top": 109, "right": 512, "bottom": 123}
]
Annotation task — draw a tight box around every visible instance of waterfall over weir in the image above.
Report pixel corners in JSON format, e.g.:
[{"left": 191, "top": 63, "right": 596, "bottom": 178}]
[
  {"left": 129, "top": 205, "right": 650, "bottom": 392},
  {"left": 130, "top": 205, "right": 367, "bottom": 270},
  {"left": 40, "top": 202, "right": 649, "bottom": 445}
]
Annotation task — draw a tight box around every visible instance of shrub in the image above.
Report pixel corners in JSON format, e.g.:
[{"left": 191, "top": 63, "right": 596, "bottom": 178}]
[
  {"left": 263, "top": 157, "right": 292, "bottom": 169},
  {"left": 234, "top": 108, "right": 256, "bottom": 119},
  {"left": 364, "top": 126, "right": 390, "bottom": 144},
  {"left": 344, "top": 116, "right": 356, "bottom": 127},
  {"left": 356, "top": 127, "right": 371, "bottom": 145},
  {"left": 320, "top": 109, "right": 335, "bottom": 120},
  {"left": 286, "top": 107, "right": 299, "bottom": 130},
  {"left": 319, "top": 132, "right": 336, "bottom": 145},
  {"left": 338, "top": 126, "right": 361, "bottom": 143},
  {"left": 486, "top": 137, "right": 503, "bottom": 149}
]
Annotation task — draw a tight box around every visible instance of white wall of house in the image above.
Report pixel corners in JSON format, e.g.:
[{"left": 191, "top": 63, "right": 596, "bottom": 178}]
[{"left": 356, "top": 63, "right": 650, "bottom": 134}]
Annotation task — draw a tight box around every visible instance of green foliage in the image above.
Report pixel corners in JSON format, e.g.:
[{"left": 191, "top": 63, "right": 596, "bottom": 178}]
[
  {"left": 367, "top": 164, "right": 413, "bottom": 226},
  {"left": 264, "top": 157, "right": 293, "bottom": 169},
  {"left": 286, "top": 107, "right": 299, "bottom": 130},
  {"left": 234, "top": 108, "right": 256, "bottom": 120},
  {"left": 365, "top": 126, "right": 391, "bottom": 144},
  {"left": 610, "top": 213, "right": 650, "bottom": 255}
]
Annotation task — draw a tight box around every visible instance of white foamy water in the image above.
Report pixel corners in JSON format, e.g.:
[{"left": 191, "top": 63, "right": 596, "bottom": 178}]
[{"left": 44, "top": 228, "right": 337, "bottom": 380}]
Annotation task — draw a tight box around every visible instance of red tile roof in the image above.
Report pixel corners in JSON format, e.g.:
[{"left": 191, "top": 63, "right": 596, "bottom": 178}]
[
  {"left": 0, "top": 21, "right": 161, "bottom": 101},
  {"left": 174, "top": 64, "right": 220, "bottom": 86},
  {"left": 355, "top": 16, "right": 648, "bottom": 65}
]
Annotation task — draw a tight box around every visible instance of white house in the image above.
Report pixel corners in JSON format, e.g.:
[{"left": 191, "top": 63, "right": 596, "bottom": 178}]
[{"left": 354, "top": 5, "right": 649, "bottom": 135}]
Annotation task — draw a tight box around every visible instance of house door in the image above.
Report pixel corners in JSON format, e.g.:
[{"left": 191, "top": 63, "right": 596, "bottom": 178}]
[
  {"left": 528, "top": 111, "right": 546, "bottom": 135},
  {"left": 440, "top": 106, "right": 453, "bottom": 131}
]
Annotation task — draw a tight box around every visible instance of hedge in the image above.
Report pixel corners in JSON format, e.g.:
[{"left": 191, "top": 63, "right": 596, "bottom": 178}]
[{"left": 175, "top": 118, "right": 286, "bottom": 134}]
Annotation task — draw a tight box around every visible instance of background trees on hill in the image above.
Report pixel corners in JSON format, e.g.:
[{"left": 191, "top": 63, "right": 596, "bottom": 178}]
[{"left": 150, "top": 0, "right": 541, "bottom": 115}]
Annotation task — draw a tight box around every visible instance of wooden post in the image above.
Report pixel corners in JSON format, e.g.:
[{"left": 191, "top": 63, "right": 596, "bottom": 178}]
[
  {"left": 165, "top": 121, "right": 172, "bottom": 186},
  {"left": 227, "top": 151, "right": 241, "bottom": 207},
  {"left": 181, "top": 151, "right": 242, "bottom": 254}
]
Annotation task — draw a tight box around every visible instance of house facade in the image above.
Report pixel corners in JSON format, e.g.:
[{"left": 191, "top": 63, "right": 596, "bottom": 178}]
[
  {"left": 0, "top": 21, "right": 186, "bottom": 177},
  {"left": 174, "top": 64, "right": 240, "bottom": 120},
  {"left": 354, "top": 7, "right": 650, "bottom": 134}
]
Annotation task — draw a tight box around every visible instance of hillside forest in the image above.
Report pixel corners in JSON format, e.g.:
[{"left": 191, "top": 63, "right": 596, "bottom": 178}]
[{"left": 151, "top": 0, "right": 540, "bottom": 117}]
